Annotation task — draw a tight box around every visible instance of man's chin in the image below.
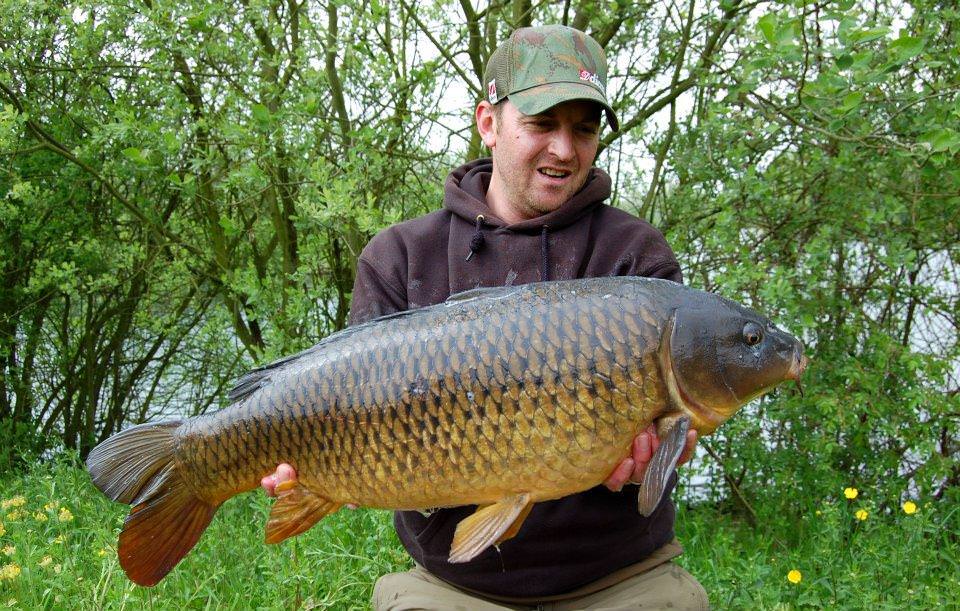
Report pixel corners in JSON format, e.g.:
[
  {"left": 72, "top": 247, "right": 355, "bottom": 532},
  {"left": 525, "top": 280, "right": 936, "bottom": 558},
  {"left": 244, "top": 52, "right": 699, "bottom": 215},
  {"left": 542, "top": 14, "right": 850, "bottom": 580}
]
[{"left": 535, "top": 193, "right": 575, "bottom": 213}]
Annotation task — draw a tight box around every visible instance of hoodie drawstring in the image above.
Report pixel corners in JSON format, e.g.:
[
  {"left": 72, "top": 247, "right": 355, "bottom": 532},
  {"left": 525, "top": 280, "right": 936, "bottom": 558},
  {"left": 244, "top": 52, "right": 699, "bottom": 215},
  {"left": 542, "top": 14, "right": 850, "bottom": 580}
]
[
  {"left": 540, "top": 225, "right": 550, "bottom": 281},
  {"left": 465, "top": 214, "right": 485, "bottom": 261},
  {"left": 463, "top": 217, "right": 550, "bottom": 281}
]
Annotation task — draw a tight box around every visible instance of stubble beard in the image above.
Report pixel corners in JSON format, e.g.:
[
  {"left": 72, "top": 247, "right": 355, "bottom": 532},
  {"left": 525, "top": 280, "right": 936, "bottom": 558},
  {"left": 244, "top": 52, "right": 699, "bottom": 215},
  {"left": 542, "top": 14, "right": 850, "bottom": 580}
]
[{"left": 495, "top": 160, "right": 587, "bottom": 221}]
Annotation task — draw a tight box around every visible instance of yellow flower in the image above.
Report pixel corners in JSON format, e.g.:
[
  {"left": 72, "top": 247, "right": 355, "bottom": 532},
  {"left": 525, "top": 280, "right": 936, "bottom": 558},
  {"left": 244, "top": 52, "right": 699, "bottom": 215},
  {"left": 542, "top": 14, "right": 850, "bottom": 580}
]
[
  {"left": 787, "top": 569, "right": 802, "bottom": 584},
  {"left": 5, "top": 510, "right": 23, "bottom": 521},
  {"left": 0, "top": 522, "right": 4, "bottom": 537},
  {"left": 856, "top": 509, "right": 869, "bottom": 521},
  {"left": 34, "top": 511, "right": 47, "bottom": 522},
  {"left": 57, "top": 507, "right": 73, "bottom": 522},
  {"left": 0, "top": 564, "right": 20, "bottom": 580},
  {"left": 52, "top": 534, "right": 65, "bottom": 545},
  {"left": 52, "top": 564, "right": 62, "bottom": 574},
  {"left": 43, "top": 502, "right": 56, "bottom": 512},
  {"left": 815, "top": 510, "right": 822, "bottom": 516},
  {"left": 1, "top": 546, "right": 13, "bottom": 557},
  {"left": 0, "top": 497, "right": 25, "bottom": 510},
  {"left": 844, "top": 487, "right": 858, "bottom": 499},
  {"left": 97, "top": 548, "right": 110, "bottom": 557},
  {"left": 902, "top": 501, "right": 917, "bottom": 515},
  {"left": 38, "top": 555, "right": 52, "bottom": 568}
]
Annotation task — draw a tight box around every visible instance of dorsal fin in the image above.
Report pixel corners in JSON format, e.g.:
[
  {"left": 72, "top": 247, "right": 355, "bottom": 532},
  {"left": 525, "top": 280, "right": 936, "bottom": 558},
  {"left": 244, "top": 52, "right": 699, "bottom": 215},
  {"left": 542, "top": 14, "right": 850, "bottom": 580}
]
[
  {"left": 445, "top": 285, "right": 522, "bottom": 304},
  {"left": 226, "top": 308, "right": 419, "bottom": 404}
]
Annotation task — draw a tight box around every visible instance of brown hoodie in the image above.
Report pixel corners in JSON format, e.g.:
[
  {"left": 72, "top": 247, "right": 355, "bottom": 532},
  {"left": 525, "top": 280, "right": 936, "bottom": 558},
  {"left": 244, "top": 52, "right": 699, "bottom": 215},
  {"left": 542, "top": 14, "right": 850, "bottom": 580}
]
[{"left": 350, "top": 158, "right": 682, "bottom": 599}]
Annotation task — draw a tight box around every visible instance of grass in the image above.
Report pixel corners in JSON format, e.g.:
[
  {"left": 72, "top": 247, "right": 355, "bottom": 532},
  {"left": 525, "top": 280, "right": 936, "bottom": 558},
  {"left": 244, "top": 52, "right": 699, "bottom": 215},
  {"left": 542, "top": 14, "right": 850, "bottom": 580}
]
[{"left": 0, "top": 456, "right": 957, "bottom": 609}]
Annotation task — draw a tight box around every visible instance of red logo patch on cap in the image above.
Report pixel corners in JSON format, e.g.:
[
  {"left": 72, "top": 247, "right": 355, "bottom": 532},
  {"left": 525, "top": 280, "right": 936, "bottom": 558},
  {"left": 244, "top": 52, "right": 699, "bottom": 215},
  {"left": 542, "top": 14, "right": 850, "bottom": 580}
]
[
  {"left": 579, "top": 69, "right": 602, "bottom": 89},
  {"left": 487, "top": 79, "right": 498, "bottom": 103}
]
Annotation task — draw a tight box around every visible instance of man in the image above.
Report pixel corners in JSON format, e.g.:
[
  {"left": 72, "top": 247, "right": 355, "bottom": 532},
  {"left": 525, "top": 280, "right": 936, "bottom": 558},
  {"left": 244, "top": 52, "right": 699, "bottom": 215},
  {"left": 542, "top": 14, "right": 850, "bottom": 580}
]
[{"left": 263, "top": 25, "right": 706, "bottom": 610}]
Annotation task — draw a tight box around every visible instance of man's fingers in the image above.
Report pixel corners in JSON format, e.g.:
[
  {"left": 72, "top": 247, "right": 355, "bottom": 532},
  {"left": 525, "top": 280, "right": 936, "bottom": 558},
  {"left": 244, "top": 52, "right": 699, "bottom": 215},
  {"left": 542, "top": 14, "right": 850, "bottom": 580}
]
[
  {"left": 261, "top": 473, "right": 278, "bottom": 497},
  {"left": 261, "top": 463, "right": 298, "bottom": 497},
  {"left": 603, "top": 458, "right": 635, "bottom": 492},
  {"left": 606, "top": 426, "right": 698, "bottom": 492},
  {"left": 276, "top": 463, "right": 296, "bottom": 482},
  {"left": 633, "top": 432, "right": 653, "bottom": 464}
]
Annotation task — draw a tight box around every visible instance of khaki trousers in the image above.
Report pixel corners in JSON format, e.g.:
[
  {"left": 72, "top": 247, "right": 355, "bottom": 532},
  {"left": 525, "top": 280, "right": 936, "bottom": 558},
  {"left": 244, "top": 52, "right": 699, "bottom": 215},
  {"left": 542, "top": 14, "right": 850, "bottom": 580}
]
[{"left": 372, "top": 561, "right": 709, "bottom": 611}]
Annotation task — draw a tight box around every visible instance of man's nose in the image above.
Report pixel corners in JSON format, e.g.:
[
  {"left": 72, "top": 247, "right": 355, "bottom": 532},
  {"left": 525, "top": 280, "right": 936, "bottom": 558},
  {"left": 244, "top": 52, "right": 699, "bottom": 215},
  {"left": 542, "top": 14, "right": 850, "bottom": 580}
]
[{"left": 547, "top": 127, "right": 576, "bottom": 161}]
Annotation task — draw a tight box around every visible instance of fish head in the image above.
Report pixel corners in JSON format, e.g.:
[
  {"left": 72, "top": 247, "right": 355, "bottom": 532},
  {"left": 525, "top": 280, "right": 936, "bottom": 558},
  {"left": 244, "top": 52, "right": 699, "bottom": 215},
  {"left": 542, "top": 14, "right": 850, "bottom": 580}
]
[{"left": 659, "top": 299, "right": 807, "bottom": 435}]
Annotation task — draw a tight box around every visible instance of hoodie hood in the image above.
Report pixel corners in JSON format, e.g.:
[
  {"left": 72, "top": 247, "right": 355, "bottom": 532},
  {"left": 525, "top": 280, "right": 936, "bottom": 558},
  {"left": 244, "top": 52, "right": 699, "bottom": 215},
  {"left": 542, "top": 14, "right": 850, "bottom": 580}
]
[{"left": 443, "top": 158, "right": 612, "bottom": 233}]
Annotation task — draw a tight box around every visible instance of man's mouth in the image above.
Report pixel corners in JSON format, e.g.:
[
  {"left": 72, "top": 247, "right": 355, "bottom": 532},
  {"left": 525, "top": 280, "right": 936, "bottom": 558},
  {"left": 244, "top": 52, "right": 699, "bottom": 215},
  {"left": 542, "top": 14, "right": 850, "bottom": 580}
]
[{"left": 538, "top": 168, "right": 571, "bottom": 179}]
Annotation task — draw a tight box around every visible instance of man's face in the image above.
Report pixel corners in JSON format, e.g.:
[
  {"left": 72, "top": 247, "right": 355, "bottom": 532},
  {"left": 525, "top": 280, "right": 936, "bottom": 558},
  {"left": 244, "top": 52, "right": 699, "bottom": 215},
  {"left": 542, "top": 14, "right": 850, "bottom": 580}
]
[{"left": 480, "top": 99, "right": 602, "bottom": 223}]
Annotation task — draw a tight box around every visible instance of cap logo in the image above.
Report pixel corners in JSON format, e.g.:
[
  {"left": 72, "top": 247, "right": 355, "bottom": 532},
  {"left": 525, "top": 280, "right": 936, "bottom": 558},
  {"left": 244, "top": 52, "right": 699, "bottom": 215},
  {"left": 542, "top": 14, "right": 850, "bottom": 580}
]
[
  {"left": 579, "top": 69, "right": 603, "bottom": 89},
  {"left": 487, "top": 79, "right": 498, "bottom": 104}
]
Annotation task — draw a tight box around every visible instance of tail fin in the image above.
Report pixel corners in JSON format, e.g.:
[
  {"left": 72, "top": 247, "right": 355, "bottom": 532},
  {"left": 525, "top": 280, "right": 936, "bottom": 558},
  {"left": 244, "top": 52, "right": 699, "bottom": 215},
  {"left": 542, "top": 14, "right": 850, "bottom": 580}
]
[{"left": 86, "top": 421, "right": 218, "bottom": 587}]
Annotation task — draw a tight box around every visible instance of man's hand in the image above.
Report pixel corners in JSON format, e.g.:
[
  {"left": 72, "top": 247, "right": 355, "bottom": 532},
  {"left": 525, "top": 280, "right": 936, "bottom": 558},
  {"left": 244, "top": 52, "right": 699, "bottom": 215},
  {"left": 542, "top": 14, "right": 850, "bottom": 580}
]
[
  {"left": 261, "top": 464, "right": 359, "bottom": 509},
  {"left": 603, "top": 425, "right": 697, "bottom": 492},
  {"left": 261, "top": 463, "right": 297, "bottom": 497}
]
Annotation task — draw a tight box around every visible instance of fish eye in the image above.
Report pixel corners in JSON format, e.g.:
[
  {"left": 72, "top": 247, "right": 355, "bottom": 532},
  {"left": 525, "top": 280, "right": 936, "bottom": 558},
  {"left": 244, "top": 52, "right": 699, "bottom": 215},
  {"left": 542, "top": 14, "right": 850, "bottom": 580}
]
[{"left": 743, "top": 322, "right": 763, "bottom": 346}]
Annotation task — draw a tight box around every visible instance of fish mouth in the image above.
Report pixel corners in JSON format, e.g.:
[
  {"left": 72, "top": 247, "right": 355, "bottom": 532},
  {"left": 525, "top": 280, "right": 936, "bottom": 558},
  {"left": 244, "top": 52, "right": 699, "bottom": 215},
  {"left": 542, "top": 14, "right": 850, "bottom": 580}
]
[
  {"left": 787, "top": 349, "right": 809, "bottom": 396},
  {"left": 657, "top": 314, "right": 725, "bottom": 434}
]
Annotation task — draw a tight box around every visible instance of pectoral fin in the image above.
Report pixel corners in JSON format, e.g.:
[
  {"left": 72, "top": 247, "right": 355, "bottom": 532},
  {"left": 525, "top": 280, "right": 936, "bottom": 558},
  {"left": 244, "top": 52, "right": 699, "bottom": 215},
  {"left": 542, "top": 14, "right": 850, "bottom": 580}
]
[
  {"left": 449, "top": 493, "right": 531, "bottom": 563},
  {"left": 265, "top": 480, "right": 341, "bottom": 544},
  {"left": 637, "top": 415, "right": 690, "bottom": 517}
]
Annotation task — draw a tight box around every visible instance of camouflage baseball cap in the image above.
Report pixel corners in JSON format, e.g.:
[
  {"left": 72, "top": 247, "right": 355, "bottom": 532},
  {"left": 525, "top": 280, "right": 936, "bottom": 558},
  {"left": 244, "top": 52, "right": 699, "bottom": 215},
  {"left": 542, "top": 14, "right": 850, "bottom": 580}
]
[{"left": 484, "top": 25, "right": 618, "bottom": 131}]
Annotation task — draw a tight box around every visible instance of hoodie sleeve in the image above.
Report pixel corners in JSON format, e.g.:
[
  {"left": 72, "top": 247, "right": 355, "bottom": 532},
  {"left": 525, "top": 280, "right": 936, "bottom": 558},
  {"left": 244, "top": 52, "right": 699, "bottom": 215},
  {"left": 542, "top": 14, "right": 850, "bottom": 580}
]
[
  {"left": 348, "top": 230, "right": 409, "bottom": 326},
  {"left": 605, "top": 214, "right": 683, "bottom": 284}
]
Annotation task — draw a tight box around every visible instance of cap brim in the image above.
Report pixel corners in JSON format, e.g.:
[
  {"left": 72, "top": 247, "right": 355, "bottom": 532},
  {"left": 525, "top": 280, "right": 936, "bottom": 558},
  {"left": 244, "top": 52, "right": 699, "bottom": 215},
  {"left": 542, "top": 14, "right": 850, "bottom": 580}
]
[{"left": 509, "top": 82, "right": 619, "bottom": 132}]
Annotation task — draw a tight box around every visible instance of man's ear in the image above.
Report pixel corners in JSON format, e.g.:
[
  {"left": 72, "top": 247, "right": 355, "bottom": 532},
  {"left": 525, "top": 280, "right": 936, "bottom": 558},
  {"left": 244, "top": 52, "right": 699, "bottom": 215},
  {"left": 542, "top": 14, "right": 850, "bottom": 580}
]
[{"left": 476, "top": 101, "right": 497, "bottom": 149}]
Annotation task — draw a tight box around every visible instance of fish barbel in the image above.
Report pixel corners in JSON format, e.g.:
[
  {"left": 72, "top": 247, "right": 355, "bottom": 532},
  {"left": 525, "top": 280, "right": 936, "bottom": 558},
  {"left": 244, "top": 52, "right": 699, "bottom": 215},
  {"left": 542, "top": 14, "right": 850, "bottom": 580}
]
[{"left": 86, "top": 277, "right": 807, "bottom": 586}]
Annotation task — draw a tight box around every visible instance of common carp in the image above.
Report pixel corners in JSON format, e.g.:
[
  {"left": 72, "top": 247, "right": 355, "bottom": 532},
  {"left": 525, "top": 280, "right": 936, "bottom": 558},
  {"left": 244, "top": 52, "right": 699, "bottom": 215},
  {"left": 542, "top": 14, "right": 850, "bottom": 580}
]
[{"left": 87, "top": 276, "right": 806, "bottom": 586}]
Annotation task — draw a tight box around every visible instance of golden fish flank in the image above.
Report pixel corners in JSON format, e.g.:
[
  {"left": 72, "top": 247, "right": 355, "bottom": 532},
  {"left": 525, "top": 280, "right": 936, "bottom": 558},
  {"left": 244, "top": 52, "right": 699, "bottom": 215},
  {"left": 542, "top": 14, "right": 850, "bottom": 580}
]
[{"left": 86, "top": 276, "right": 807, "bottom": 587}]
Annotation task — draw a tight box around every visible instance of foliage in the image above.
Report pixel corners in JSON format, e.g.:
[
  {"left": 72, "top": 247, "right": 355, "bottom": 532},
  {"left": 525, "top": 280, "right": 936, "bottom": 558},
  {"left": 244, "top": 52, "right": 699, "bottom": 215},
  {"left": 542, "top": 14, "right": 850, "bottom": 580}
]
[
  {"left": 0, "top": 456, "right": 408, "bottom": 609},
  {"left": 0, "top": 457, "right": 957, "bottom": 608},
  {"left": 675, "top": 493, "right": 960, "bottom": 609},
  {"left": 643, "top": 0, "right": 960, "bottom": 518}
]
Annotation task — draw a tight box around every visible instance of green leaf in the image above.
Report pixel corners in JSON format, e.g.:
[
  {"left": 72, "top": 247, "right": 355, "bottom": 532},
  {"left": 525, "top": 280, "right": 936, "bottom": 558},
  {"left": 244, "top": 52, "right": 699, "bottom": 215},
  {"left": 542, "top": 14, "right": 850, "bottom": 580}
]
[
  {"left": 835, "top": 54, "right": 853, "bottom": 69},
  {"left": 163, "top": 132, "right": 179, "bottom": 153},
  {"left": 889, "top": 35, "right": 925, "bottom": 60},
  {"left": 186, "top": 14, "right": 207, "bottom": 31},
  {"left": 121, "top": 147, "right": 150, "bottom": 165},
  {"left": 839, "top": 91, "right": 864, "bottom": 112},
  {"left": 757, "top": 14, "right": 778, "bottom": 45},
  {"left": 850, "top": 27, "right": 890, "bottom": 44},
  {"left": 251, "top": 103, "right": 272, "bottom": 124},
  {"left": 922, "top": 128, "right": 960, "bottom": 152},
  {"left": 218, "top": 215, "right": 239, "bottom": 238},
  {"left": 777, "top": 21, "right": 798, "bottom": 46}
]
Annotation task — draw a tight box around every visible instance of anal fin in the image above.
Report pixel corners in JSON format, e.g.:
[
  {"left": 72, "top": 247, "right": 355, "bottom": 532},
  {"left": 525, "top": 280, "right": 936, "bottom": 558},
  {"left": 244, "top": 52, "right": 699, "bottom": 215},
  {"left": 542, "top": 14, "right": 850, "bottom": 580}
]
[
  {"left": 265, "top": 480, "right": 341, "bottom": 544},
  {"left": 637, "top": 415, "right": 690, "bottom": 517},
  {"left": 449, "top": 493, "right": 531, "bottom": 563}
]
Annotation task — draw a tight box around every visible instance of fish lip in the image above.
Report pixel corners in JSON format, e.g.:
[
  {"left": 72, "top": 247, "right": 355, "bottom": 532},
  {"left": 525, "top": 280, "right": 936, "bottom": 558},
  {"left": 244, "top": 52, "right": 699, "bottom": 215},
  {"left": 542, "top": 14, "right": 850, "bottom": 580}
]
[
  {"left": 788, "top": 351, "right": 809, "bottom": 381},
  {"left": 658, "top": 313, "right": 724, "bottom": 433},
  {"left": 786, "top": 348, "right": 809, "bottom": 396}
]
